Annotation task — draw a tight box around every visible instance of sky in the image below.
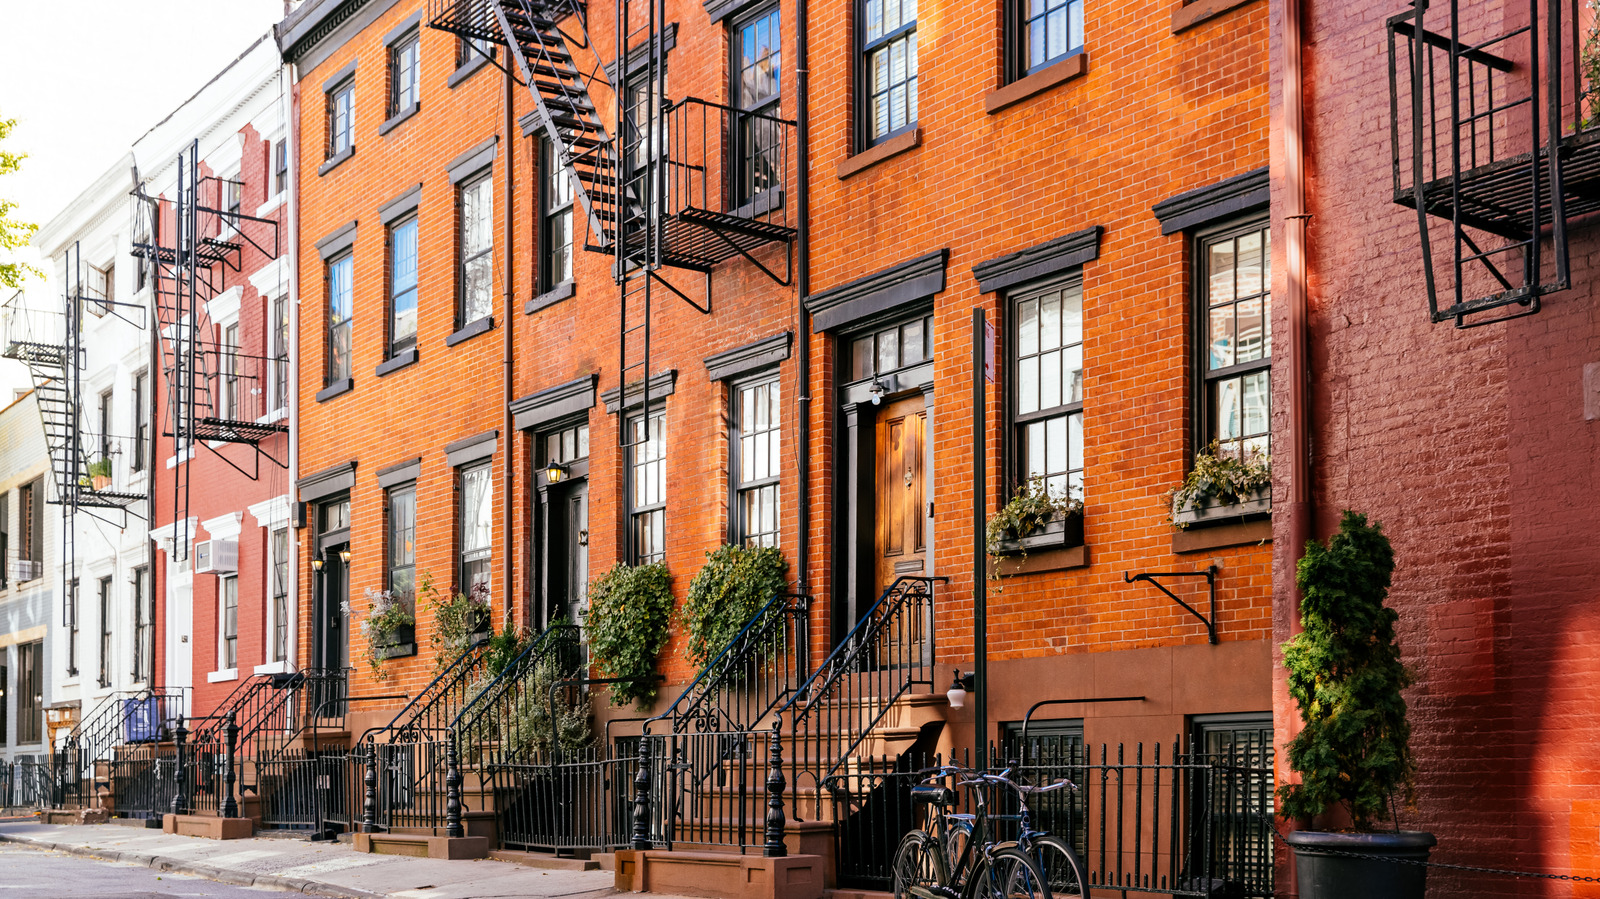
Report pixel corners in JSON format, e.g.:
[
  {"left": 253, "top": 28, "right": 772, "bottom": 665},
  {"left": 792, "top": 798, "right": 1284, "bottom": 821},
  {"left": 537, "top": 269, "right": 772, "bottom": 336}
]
[{"left": 0, "top": 0, "right": 288, "bottom": 256}]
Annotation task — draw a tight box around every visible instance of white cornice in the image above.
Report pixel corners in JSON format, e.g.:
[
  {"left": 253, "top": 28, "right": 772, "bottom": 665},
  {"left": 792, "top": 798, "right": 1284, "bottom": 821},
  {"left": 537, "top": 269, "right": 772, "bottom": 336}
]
[
  {"left": 34, "top": 156, "right": 136, "bottom": 256},
  {"left": 248, "top": 495, "right": 292, "bottom": 529},
  {"left": 208, "top": 286, "right": 243, "bottom": 326},
  {"left": 248, "top": 257, "right": 289, "bottom": 300},
  {"left": 202, "top": 512, "right": 244, "bottom": 541},
  {"left": 149, "top": 517, "right": 198, "bottom": 547}
]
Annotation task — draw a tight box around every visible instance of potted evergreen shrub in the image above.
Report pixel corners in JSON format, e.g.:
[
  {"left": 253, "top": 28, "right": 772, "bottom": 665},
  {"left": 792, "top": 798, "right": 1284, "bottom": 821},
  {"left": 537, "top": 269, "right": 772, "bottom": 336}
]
[
  {"left": 1281, "top": 511, "right": 1433, "bottom": 899},
  {"left": 1170, "top": 443, "right": 1271, "bottom": 528},
  {"left": 985, "top": 477, "right": 1084, "bottom": 555},
  {"left": 86, "top": 458, "right": 113, "bottom": 491}
]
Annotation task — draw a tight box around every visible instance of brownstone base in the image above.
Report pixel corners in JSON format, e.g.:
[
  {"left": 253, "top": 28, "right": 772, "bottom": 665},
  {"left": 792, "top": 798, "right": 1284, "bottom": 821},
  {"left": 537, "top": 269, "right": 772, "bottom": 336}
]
[
  {"left": 351, "top": 832, "right": 490, "bottom": 859},
  {"left": 615, "top": 850, "right": 824, "bottom": 899},
  {"left": 162, "top": 814, "right": 254, "bottom": 840},
  {"left": 42, "top": 808, "right": 107, "bottom": 826}
]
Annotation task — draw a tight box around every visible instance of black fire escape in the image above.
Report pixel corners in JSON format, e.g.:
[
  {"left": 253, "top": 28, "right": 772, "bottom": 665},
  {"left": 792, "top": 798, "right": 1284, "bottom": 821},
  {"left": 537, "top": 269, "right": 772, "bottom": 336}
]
[
  {"left": 426, "top": 0, "right": 796, "bottom": 434},
  {"left": 1389, "top": 0, "right": 1600, "bottom": 327},
  {"left": 2, "top": 249, "right": 149, "bottom": 626},
  {"left": 132, "top": 141, "right": 286, "bottom": 559}
]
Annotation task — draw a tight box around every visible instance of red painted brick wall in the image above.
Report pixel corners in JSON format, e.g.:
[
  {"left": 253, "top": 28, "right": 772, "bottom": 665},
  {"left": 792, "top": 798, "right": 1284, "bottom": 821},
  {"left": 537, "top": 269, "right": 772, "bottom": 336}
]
[{"left": 1275, "top": 1, "right": 1600, "bottom": 894}]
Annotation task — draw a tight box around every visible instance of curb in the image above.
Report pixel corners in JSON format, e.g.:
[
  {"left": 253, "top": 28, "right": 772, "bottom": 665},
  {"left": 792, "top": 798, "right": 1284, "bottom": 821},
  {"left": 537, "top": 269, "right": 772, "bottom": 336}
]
[{"left": 0, "top": 831, "right": 388, "bottom": 898}]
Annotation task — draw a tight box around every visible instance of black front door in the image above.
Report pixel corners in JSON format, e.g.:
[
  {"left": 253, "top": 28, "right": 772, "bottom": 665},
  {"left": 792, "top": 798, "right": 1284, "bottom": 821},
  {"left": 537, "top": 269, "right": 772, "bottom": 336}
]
[
  {"left": 315, "top": 544, "right": 349, "bottom": 672},
  {"left": 542, "top": 481, "right": 588, "bottom": 627}
]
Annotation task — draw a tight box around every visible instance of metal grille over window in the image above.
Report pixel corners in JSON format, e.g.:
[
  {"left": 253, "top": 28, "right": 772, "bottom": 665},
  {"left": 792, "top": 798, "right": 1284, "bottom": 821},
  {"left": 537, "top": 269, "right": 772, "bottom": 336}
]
[
  {"left": 388, "top": 486, "right": 416, "bottom": 605},
  {"left": 391, "top": 217, "right": 419, "bottom": 353},
  {"left": 327, "top": 254, "right": 353, "bottom": 383},
  {"left": 629, "top": 411, "right": 667, "bottom": 565},
  {"left": 1024, "top": 0, "right": 1082, "bottom": 73},
  {"left": 735, "top": 8, "right": 782, "bottom": 204},
  {"left": 271, "top": 529, "right": 288, "bottom": 662},
  {"left": 542, "top": 141, "right": 574, "bottom": 289},
  {"left": 1014, "top": 280, "right": 1084, "bottom": 498},
  {"left": 392, "top": 32, "right": 420, "bottom": 114},
  {"left": 1202, "top": 223, "right": 1271, "bottom": 460},
  {"left": 736, "top": 378, "right": 781, "bottom": 547},
  {"left": 459, "top": 465, "right": 492, "bottom": 591},
  {"left": 328, "top": 81, "right": 354, "bottom": 158},
  {"left": 865, "top": 0, "right": 918, "bottom": 142},
  {"left": 459, "top": 173, "right": 495, "bottom": 326}
]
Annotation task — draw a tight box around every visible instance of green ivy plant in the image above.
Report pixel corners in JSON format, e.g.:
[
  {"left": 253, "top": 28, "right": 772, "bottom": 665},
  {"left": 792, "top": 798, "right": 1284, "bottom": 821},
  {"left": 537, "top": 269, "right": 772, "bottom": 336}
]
[
  {"left": 585, "top": 562, "right": 673, "bottom": 710},
  {"left": 984, "top": 477, "right": 1083, "bottom": 556},
  {"left": 424, "top": 572, "right": 493, "bottom": 672},
  {"left": 355, "top": 587, "right": 415, "bottom": 681},
  {"left": 682, "top": 545, "right": 788, "bottom": 678},
  {"left": 1170, "top": 442, "right": 1271, "bottom": 527},
  {"left": 1280, "top": 511, "right": 1417, "bottom": 831}
]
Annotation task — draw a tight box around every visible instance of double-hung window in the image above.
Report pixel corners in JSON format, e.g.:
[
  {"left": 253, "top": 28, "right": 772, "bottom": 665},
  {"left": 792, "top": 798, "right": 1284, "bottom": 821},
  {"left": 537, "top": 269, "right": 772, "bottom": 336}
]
[
  {"left": 388, "top": 485, "right": 416, "bottom": 604},
  {"left": 220, "top": 575, "right": 238, "bottom": 670},
  {"left": 390, "top": 215, "right": 419, "bottom": 355},
  {"left": 327, "top": 78, "right": 354, "bottom": 159},
  {"left": 732, "top": 7, "right": 781, "bottom": 205},
  {"left": 221, "top": 322, "right": 240, "bottom": 419},
  {"left": 133, "top": 565, "right": 152, "bottom": 681},
  {"left": 458, "top": 172, "right": 494, "bottom": 327},
  {"left": 18, "top": 641, "right": 41, "bottom": 744},
  {"left": 1012, "top": 279, "right": 1085, "bottom": 500},
  {"left": 326, "top": 253, "right": 354, "bottom": 385},
  {"left": 271, "top": 296, "right": 289, "bottom": 412},
  {"left": 1015, "top": 0, "right": 1082, "bottom": 77},
  {"left": 270, "top": 529, "right": 288, "bottom": 662},
  {"left": 97, "top": 576, "right": 112, "bottom": 688},
  {"left": 1198, "top": 221, "right": 1271, "bottom": 461},
  {"left": 458, "top": 464, "right": 492, "bottom": 592},
  {"left": 98, "top": 390, "right": 113, "bottom": 463},
  {"left": 459, "top": 35, "right": 496, "bottom": 68},
  {"left": 732, "top": 377, "right": 780, "bottom": 547},
  {"left": 66, "top": 578, "right": 79, "bottom": 677},
  {"left": 274, "top": 139, "right": 289, "bottom": 196},
  {"left": 0, "top": 493, "right": 8, "bottom": 591},
  {"left": 861, "top": 0, "right": 918, "bottom": 145},
  {"left": 390, "top": 30, "right": 421, "bottom": 117},
  {"left": 20, "top": 479, "right": 40, "bottom": 580},
  {"left": 539, "top": 140, "right": 574, "bottom": 292},
  {"left": 628, "top": 410, "right": 667, "bottom": 565},
  {"left": 132, "top": 370, "right": 148, "bottom": 471}
]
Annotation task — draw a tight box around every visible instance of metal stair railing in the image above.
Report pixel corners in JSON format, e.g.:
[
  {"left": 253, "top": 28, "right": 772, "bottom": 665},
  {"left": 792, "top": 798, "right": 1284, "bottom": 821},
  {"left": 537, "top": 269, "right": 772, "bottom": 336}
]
[
  {"left": 52, "top": 688, "right": 183, "bottom": 810},
  {"left": 776, "top": 576, "right": 941, "bottom": 822}
]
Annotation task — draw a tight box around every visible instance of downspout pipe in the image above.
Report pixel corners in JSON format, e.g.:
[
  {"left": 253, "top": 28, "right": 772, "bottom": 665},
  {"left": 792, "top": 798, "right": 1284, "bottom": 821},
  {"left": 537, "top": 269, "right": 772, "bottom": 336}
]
[
  {"left": 288, "top": 67, "right": 303, "bottom": 669},
  {"left": 503, "top": 63, "right": 517, "bottom": 632},
  {"left": 1284, "top": 0, "right": 1311, "bottom": 619},
  {"left": 795, "top": 0, "right": 812, "bottom": 597}
]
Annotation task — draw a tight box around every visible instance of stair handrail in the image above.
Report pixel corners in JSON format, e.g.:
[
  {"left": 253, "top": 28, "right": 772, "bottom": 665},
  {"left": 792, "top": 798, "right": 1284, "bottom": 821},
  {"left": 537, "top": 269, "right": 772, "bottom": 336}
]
[
  {"left": 450, "top": 623, "right": 581, "bottom": 770},
  {"left": 356, "top": 639, "right": 493, "bottom": 749},
  {"left": 249, "top": 667, "right": 352, "bottom": 762},
  {"left": 642, "top": 591, "right": 810, "bottom": 738}
]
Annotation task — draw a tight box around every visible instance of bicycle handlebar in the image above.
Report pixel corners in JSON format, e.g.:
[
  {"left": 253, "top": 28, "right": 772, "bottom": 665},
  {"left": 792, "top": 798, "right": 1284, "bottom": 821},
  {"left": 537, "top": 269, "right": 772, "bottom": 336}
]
[{"left": 913, "top": 763, "right": 1078, "bottom": 795}]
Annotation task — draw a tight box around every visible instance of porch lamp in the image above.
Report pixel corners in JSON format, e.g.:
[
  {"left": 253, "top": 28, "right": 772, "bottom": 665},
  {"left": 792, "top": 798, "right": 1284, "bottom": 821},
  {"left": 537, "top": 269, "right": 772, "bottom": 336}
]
[
  {"left": 546, "top": 463, "right": 567, "bottom": 484},
  {"left": 311, "top": 557, "right": 324, "bottom": 572},
  {"left": 339, "top": 549, "right": 353, "bottom": 564},
  {"left": 946, "top": 668, "right": 975, "bottom": 710},
  {"left": 869, "top": 375, "right": 889, "bottom": 405}
]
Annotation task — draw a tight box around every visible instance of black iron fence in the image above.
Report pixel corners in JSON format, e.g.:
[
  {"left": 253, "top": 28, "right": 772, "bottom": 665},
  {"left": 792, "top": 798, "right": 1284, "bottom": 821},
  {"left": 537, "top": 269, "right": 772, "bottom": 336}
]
[
  {"left": 1, "top": 756, "right": 51, "bottom": 810},
  {"left": 104, "top": 743, "right": 178, "bottom": 820},
  {"left": 828, "top": 740, "right": 1275, "bottom": 897}
]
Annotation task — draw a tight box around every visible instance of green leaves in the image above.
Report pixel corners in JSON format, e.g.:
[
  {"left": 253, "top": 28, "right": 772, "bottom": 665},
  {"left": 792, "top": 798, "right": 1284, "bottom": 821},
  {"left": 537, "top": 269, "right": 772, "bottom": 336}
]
[
  {"left": 1279, "top": 510, "right": 1416, "bottom": 830},
  {"left": 682, "top": 544, "right": 788, "bottom": 677},
  {"left": 585, "top": 562, "right": 673, "bottom": 709},
  {"left": 1171, "top": 442, "right": 1272, "bottom": 520},
  {"left": 0, "top": 114, "right": 41, "bottom": 289}
]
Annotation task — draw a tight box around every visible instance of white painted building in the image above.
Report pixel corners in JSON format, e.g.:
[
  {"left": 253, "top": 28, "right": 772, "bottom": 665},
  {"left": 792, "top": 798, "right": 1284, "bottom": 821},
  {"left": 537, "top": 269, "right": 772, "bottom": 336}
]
[{"left": 0, "top": 389, "right": 57, "bottom": 761}]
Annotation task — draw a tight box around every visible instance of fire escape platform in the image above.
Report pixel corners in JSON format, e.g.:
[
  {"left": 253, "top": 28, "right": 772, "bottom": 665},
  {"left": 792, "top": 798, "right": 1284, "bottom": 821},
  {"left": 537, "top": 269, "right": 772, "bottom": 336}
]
[
  {"left": 1395, "top": 127, "right": 1600, "bottom": 241},
  {"left": 2, "top": 341, "right": 67, "bottom": 367},
  {"left": 652, "top": 207, "right": 796, "bottom": 271},
  {"left": 194, "top": 418, "right": 289, "bottom": 444},
  {"left": 74, "top": 489, "right": 145, "bottom": 510}
]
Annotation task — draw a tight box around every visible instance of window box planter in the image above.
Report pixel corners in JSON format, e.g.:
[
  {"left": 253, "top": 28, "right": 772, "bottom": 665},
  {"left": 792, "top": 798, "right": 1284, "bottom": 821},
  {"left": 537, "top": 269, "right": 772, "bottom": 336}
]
[
  {"left": 1172, "top": 485, "right": 1270, "bottom": 528},
  {"left": 991, "top": 510, "right": 1084, "bottom": 555},
  {"left": 374, "top": 640, "right": 416, "bottom": 661}
]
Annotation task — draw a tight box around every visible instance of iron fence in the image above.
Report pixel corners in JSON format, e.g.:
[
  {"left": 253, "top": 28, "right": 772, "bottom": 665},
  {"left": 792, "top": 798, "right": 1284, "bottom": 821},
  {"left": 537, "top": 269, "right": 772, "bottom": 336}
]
[
  {"left": 493, "top": 744, "right": 648, "bottom": 853},
  {"left": 0, "top": 756, "right": 51, "bottom": 810},
  {"left": 827, "top": 740, "right": 1275, "bottom": 897},
  {"left": 104, "top": 743, "right": 178, "bottom": 820}
]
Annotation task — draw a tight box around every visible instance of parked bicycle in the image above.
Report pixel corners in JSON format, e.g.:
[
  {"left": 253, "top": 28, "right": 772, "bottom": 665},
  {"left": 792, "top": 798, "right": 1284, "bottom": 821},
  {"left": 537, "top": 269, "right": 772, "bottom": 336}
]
[{"left": 892, "top": 763, "right": 1089, "bottom": 899}]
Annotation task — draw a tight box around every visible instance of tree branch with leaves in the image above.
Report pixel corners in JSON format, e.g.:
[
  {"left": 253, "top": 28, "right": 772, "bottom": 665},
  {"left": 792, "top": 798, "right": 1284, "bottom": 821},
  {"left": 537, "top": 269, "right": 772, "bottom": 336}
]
[{"left": 0, "top": 114, "right": 42, "bottom": 289}]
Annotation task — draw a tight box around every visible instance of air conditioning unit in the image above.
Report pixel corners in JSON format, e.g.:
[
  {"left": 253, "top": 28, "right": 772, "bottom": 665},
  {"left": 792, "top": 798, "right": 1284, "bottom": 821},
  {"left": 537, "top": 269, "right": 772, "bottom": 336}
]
[
  {"left": 194, "top": 539, "right": 237, "bottom": 574},
  {"left": 8, "top": 559, "right": 40, "bottom": 582}
]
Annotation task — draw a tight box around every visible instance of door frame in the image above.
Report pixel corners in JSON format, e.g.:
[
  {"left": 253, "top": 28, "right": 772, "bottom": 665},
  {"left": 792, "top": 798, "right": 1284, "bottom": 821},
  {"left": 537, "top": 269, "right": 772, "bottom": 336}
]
[{"left": 533, "top": 460, "right": 590, "bottom": 632}]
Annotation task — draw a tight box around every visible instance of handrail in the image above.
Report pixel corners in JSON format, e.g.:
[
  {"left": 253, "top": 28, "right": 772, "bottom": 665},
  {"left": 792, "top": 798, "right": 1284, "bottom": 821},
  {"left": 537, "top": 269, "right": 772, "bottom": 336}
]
[
  {"left": 357, "top": 639, "right": 492, "bottom": 748},
  {"left": 450, "top": 624, "right": 580, "bottom": 752}
]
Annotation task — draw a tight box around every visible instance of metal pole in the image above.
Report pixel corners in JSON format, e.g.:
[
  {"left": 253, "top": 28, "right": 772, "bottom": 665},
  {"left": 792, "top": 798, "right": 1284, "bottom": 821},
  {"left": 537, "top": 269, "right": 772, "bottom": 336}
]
[
  {"left": 221, "top": 712, "right": 238, "bottom": 818},
  {"left": 971, "top": 308, "right": 987, "bottom": 770}
]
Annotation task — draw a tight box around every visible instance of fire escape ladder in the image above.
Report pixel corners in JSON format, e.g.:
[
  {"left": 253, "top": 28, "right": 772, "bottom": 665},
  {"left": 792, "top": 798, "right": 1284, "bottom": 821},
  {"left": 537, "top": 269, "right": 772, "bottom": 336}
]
[{"left": 1386, "top": 0, "right": 1600, "bottom": 328}]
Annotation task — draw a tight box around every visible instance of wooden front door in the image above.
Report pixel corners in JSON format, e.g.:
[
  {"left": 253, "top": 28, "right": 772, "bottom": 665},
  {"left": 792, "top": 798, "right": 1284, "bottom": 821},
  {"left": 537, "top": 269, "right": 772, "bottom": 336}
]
[{"left": 874, "top": 394, "right": 928, "bottom": 595}]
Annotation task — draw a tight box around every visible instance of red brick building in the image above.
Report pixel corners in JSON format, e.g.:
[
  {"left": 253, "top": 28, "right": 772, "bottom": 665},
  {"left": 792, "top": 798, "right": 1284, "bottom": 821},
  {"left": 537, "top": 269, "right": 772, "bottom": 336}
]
[{"left": 1274, "top": 0, "right": 1600, "bottom": 894}]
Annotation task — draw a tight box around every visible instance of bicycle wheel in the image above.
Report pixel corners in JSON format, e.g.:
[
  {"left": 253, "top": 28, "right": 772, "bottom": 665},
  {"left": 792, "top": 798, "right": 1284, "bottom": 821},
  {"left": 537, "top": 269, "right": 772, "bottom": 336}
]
[
  {"left": 968, "top": 846, "right": 1051, "bottom": 899},
  {"left": 944, "top": 819, "right": 973, "bottom": 889},
  {"left": 1024, "top": 834, "right": 1087, "bottom": 897},
  {"left": 893, "top": 829, "right": 950, "bottom": 899}
]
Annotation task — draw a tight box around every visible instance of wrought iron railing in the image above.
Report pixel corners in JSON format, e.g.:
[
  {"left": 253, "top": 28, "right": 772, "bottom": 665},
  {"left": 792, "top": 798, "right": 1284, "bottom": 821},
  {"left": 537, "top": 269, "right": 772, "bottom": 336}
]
[
  {"left": 52, "top": 689, "right": 183, "bottom": 810},
  {"left": 106, "top": 742, "right": 180, "bottom": 820},
  {"left": 0, "top": 756, "right": 51, "bottom": 811},
  {"left": 778, "top": 576, "right": 939, "bottom": 821}
]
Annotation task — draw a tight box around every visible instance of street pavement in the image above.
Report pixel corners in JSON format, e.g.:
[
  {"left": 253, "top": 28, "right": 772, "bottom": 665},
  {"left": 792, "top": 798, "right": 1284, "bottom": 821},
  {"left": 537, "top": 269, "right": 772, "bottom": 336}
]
[{"left": 0, "top": 820, "right": 639, "bottom": 899}]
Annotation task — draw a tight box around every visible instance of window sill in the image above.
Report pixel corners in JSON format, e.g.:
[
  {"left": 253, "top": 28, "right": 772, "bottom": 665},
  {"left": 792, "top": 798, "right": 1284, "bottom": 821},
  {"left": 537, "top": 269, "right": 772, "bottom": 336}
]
[
  {"left": 253, "top": 660, "right": 293, "bottom": 676},
  {"left": 445, "top": 315, "right": 494, "bottom": 347},
  {"left": 376, "top": 346, "right": 419, "bottom": 376},
  {"left": 985, "top": 52, "right": 1088, "bottom": 115},
  {"left": 316, "top": 378, "right": 355, "bottom": 403},
  {"left": 378, "top": 103, "right": 420, "bottom": 136},
  {"left": 1172, "top": 0, "right": 1262, "bottom": 33},
  {"left": 207, "top": 668, "right": 240, "bottom": 684},
  {"left": 731, "top": 188, "right": 785, "bottom": 220},
  {"left": 526, "top": 280, "right": 575, "bottom": 314},
  {"left": 448, "top": 54, "right": 492, "bottom": 89},
  {"left": 1172, "top": 517, "right": 1271, "bottom": 554},
  {"left": 256, "top": 192, "right": 287, "bottom": 219},
  {"left": 255, "top": 407, "right": 288, "bottom": 426},
  {"left": 837, "top": 128, "right": 922, "bottom": 180},
  {"left": 318, "top": 146, "right": 355, "bottom": 177},
  {"left": 991, "top": 542, "right": 1091, "bottom": 577}
]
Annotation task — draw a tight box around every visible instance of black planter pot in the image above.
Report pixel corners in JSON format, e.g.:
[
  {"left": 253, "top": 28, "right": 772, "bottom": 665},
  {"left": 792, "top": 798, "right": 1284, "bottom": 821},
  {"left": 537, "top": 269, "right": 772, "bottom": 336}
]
[{"left": 1287, "top": 830, "right": 1436, "bottom": 899}]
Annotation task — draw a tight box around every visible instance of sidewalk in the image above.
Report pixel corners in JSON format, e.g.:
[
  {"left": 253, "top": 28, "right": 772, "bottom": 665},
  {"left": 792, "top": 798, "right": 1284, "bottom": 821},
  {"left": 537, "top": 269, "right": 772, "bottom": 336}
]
[{"left": 0, "top": 819, "right": 640, "bottom": 899}]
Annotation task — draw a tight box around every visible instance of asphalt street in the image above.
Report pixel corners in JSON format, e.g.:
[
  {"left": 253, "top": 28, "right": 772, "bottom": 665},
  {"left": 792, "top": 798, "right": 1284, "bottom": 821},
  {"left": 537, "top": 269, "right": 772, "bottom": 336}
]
[{"left": 0, "top": 841, "right": 281, "bottom": 898}]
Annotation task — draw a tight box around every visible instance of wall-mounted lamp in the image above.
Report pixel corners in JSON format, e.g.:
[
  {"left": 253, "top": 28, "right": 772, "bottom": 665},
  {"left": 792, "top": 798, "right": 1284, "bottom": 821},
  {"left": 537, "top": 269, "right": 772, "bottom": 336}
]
[
  {"left": 339, "top": 549, "right": 353, "bottom": 565},
  {"left": 546, "top": 463, "right": 567, "bottom": 484},
  {"left": 869, "top": 375, "right": 889, "bottom": 405},
  {"left": 311, "top": 557, "right": 324, "bottom": 572},
  {"left": 946, "top": 668, "right": 976, "bottom": 710}
]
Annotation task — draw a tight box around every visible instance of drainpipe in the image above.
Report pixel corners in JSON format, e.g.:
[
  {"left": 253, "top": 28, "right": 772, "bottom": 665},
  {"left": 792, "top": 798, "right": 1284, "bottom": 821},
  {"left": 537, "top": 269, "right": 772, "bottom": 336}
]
[
  {"left": 288, "top": 68, "right": 303, "bottom": 669},
  {"left": 502, "top": 63, "right": 517, "bottom": 632},
  {"left": 1284, "top": 0, "right": 1311, "bottom": 622},
  {"left": 795, "top": 0, "right": 812, "bottom": 598}
]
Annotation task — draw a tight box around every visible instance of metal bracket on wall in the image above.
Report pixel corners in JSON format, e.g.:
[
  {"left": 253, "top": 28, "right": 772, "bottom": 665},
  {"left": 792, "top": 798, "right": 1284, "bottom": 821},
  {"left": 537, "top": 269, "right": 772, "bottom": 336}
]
[{"left": 1123, "top": 565, "right": 1219, "bottom": 645}]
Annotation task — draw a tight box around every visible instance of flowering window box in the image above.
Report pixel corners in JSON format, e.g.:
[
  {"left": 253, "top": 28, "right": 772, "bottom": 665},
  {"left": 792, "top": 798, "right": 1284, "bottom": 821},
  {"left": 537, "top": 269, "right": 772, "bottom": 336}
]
[{"left": 1172, "top": 485, "right": 1271, "bottom": 529}]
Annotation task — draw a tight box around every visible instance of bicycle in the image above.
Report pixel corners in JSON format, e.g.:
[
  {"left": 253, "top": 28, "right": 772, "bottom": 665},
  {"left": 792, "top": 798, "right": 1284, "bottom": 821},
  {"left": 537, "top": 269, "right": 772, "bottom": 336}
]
[{"left": 893, "top": 764, "right": 1086, "bottom": 899}]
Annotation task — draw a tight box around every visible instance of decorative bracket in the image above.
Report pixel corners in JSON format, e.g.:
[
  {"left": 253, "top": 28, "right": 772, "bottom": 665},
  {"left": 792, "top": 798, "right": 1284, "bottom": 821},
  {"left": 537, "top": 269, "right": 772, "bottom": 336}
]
[{"left": 1123, "top": 565, "right": 1220, "bottom": 645}]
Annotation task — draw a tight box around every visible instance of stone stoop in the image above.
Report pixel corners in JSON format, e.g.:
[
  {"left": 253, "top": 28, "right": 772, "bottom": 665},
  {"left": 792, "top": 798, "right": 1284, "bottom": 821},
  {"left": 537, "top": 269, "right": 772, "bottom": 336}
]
[
  {"left": 42, "top": 808, "right": 107, "bottom": 826},
  {"left": 488, "top": 849, "right": 600, "bottom": 870},
  {"left": 615, "top": 850, "right": 824, "bottom": 899},
  {"left": 162, "top": 813, "right": 254, "bottom": 840},
  {"left": 351, "top": 832, "right": 490, "bottom": 859}
]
